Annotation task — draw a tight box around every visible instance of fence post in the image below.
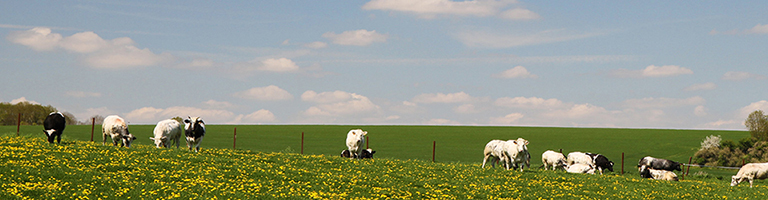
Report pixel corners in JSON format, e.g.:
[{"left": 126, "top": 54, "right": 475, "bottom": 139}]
[
  {"left": 301, "top": 132, "right": 304, "bottom": 154},
  {"left": 90, "top": 117, "right": 95, "bottom": 142},
  {"left": 687, "top": 157, "right": 692, "bottom": 176},
  {"left": 366, "top": 136, "right": 369, "bottom": 149},
  {"left": 621, "top": 152, "right": 625, "bottom": 175},
  {"left": 432, "top": 141, "right": 436, "bottom": 162},
  {"left": 233, "top": 127, "right": 237, "bottom": 149},
  {"left": 16, "top": 113, "right": 21, "bottom": 136}
]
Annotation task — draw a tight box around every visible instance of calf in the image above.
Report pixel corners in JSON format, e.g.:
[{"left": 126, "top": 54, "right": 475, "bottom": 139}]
[
  {"left": 638, "top": 156, "right": 682, "bottom": 172},
  {"left": 149, "top": 119, "right": 183, "bottom": 148},
  {"left": 542, "top": 150, "right": 567, "bottom": 171},
  {"left": 183, "top": 116, "right": 206, "bottom": 152},
  {"left": 586, "top": 153, "right": 614, "bottom": 175},
  {"left": 341, "top": 149, "right": 375, "bottom": 159},
  {"left": 567, "top": 163, "right": 596, "bottom": 174},
  {"left": 42, "top": 112, "right": 66, "bottom": 144},
  {"left": 732, "top": 162, "right": 768, "bottom": 188},
  {"left": 102, "top": 115, "right": 136, "bottom": 147},
  {"left": 482, "top": 140, "right": 509, "bottom": 169},
  {"left": 345, "top": 129, "right": 368, "bottom": 159}
]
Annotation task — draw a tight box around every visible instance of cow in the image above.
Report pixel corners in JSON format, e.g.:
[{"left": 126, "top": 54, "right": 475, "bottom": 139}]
[
  {"left": 731, "top": 162, "right": 768, "bottom": 188},
  {"left": 345, "top": 129, "right": 368, "bottom": 159},
  {"left": 42, "top": 112, "right": 66, "bottom": 144},
  {"left": 638, "top": 156, "right": 682, "bottom": 172},
  {"left": 639, "top": 166, "right": 678, "bottom": 181},
  {"left": 482, "top": 140, "right": 509, "bottom": 169},
  {"left": 102, "top": 115, "right": 136, "bottom": 147},
  {"left": 341, "top": 149, "right": 352, "bottom": 158},
  {"left": 541, "top": 150, "right": 567, "bottom": 171},
  {"left": 586, "top": 153, "right": 614, "bottom": 175},
  {"left": 504, "top": 138, "right": 529, "bottom": 172},
  {"left": 360, "top": 149, "right": 376, "bottom": 159},
  {"left": 183, "top": 116, "right": 205, "bottom": 152},
  {"left": 149, "top": 119, "right": 183, "bottom": 148},
  {"left": 567, "top": 152, "right": 594, "bottom": 168},
  {"left": 567, "top": 163, "right": 596, "bottom": 174}
]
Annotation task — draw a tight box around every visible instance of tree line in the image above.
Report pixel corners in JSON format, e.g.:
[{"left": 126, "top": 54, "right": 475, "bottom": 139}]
[
  {"left": 694, "top": 110, "right": 768, "bottom": 167},
  {"left": 0, "top": 101, "right": 102, "bottom": 126}
]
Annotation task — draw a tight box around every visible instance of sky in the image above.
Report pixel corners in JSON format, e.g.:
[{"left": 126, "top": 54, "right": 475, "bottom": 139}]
[{"left": 1, "top": 1, "right": 767, "bottom": 129}]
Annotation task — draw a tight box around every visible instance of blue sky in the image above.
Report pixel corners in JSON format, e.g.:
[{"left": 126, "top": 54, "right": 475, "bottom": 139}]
[{"left": 1, "top": 0, "right": 767, "bottom": 129}]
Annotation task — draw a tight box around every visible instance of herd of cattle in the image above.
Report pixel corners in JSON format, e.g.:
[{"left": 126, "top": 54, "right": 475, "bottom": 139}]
[{"left": 40, "top": 112, "right": 768, "bottom": 187}]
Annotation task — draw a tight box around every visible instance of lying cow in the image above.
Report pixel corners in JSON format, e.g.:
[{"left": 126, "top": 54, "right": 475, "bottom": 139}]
[
  {"left": 184, "top": 116, "right": 206, "bottom": 152},
  {"left": 542, "top": 150, "right": 567, "bottom": 171},
  {"left": 345, "top": 129, "right": 368, "bottom": 159},
  {"left": 102, "top": 115, "right": 136, "bottom": 147},
  {"left": 732, "top": 162, "right": 768, "bottom": 188},
  {"left": 638, "top": 156, "right": 682, "bottom": 172},
  {"left": 504, "top": 138, "right": 529, "bottom": 172},
  {"left": 586, "top": 153, "right": 614, "bottom": 175},
  {"left": 639, "top": 166, "right": 678, "bottom": 181},
  {"left": 42, "top": 112, "right": 66, "bottom": 144},
  {"left": 482, "top": 140, "right": 509, "bottom": 169},
  {"left": 567, "top": 163, "right": 595, "bottom": 174},
  {"left": 567, "top": 152, "right": 594, "bottom": 168},
  {"left": 150, "top": 119, "right": 183, "bottom": 148},
  {"left": 341, "top": 149, "right": 376, "bottom": 159}
]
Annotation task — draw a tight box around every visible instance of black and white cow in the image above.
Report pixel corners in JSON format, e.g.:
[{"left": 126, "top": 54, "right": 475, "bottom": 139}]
[
  {"left": 638, "top": 156, "right": 682, "bottom": 172},
  {"left": 586, "top": 153, "right": 614, "bottom": 175},
  {"left": 183, "top": 116, "right": 205, "bottom": 152},
  {"left": 42, "top": 112, "right": 66, "bottom": 144},
  {"left": 341, "top": 149, "right": 376, "bottom": 159}
]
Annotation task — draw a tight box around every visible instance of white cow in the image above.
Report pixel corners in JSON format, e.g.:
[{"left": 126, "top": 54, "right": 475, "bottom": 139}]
[
  {"left": 732, "top": 162, "right": 768, "bottom": 188},
  {"left": 150, "top": 119, "right": 183, "bottom": 148},
  {"left": 482, "top": 140, "right": 509, "bottom": 169},
  {"left": 503, "top": 138, "right": 529, "bottom": 172},
  {"left": 102, "top": 115, "right": 136, "bottom": 147},
  {"left": 567, "top": 163, "right": 596, "bottom": 174},
  {"left": 542, "top": 150, "right": 567, "bottom": 171},
  {"left": 183, "top": 116, "right": 206, "bottom": 152},
  {"left": 345, "top": 129, "right": 368, "bottom": 159},
  {"left": 567, "top": 152, "right": 594, "bottom": 168}
]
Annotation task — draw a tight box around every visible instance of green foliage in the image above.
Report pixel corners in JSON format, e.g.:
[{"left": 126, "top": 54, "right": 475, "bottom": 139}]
[
  {"left": 695, "top": 110, "right": 768, "bottom": 167},
  {"left": 745, "top": 110, "right": 768, "bottom": 141},
  {"left": 0, "top": 101, "right": 57, "bottom": 125}
]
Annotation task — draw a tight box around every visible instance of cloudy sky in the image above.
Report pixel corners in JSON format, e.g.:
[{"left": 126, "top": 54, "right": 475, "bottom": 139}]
[{"left": 1, "top": 1, "right": 767, "bottom": 129}]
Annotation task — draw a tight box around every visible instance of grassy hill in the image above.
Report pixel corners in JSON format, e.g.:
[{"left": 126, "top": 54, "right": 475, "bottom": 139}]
[{"left": 1, "top": 134, "right": 766, "bottom": 199}]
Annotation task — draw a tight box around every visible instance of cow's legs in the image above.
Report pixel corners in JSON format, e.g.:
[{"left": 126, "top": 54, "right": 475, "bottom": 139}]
[{"left": 56, "top": 134, "right": 61, "bottom": 144}]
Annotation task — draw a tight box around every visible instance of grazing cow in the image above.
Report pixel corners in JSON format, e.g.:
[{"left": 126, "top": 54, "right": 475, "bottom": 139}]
[
  {"left": 183, "top": 116, "right": 205, "bottom": 152},
  {"left": 731, "top": 162, "right": 768, "bottom": 188},
  {"left": 586, "top": 153, "right": 614, "bottom": 175},
  {"left": 345, "top": 129, "right": 368, "bottom": 159},
  {"left": 341, "top": 149, "right": 352, "bottom": 158},
  {"left": 567, "top": 163, "right": 596, "bottom": 174},
  {"left": 639, "top": 166, "right": 678, "bottom": 181},
  {"left": 638, "top": 156, "right": 682, "bottom": 172},
  {"left": 542, "top": 150, "right": 567, "bottom": 171},
  {"left": 482, "top": 140, "right": 509, "bottom": 169},
  {"left": 504, "top": 138, "right": 529, "bottom": 172},
  {"left": 42, "top": 112, "right": 66, "bottom": 144},
  {"left": 360, "top": 149, "right": 376, "bottom": 159},
  {"left": 149, "top": 119, "right": 183, "bottom": 148},
  {"left": 567, "top": 152, "right": 594, "bottom": 168},
  {"left": 102, "top": 115, "right": 136, "bottom": 147}
]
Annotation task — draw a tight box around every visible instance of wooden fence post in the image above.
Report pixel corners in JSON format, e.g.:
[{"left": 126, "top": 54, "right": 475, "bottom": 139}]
[
  {"left": 432, "top": 141, "right": 436, "bottom": 162},
  {"left": 366, "top": 136, "right": 369, "bottom": 149},
  {"left": 301, "top": 132, "right": 304, "bottom": 154},
  {"left": 687, "top": 157, "right": 692, "bottom": 176},
  {"left": 621, "top": 152, "right": 625, "bottom": 175},
  {"left": 233, "top": 127, "right": 237, "bottom": 149},
  {"left": 16, "top": 113, "right": 21, "bottom": 136},
  {"left": 90, "top": 117, "right": 95, "bottom": 142}
]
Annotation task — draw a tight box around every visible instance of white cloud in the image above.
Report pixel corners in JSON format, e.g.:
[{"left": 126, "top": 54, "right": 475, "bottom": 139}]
[
  {"left": 490, "top": 113, "right": 524, "bottom": 124},
  {"left": 694, "top": 105, "right": 707, "bottom": 117},
  {"left": 494, "top": 96, "right": 563, "bottom": 109},
  {"left": 203, "top": 100, "right": 235, "bottom": 109},
  {"left": 10, "top": 97, "right": 40, "bottom": 105},
  {"left": 453, "top": 104, "right": 479, "bottom": 114},
  {"left": 412, "top": 91, "right": 475, "bottom": 103},
  {"left": 362, "top": 0, "right": 538, "bottom": 20},
  {"left": 74, "top": 107, "right": 116, "bottom": 121},
  {"left": 710, "top": 24, "right": 768, "bottom": 35},
  {"left": 722, "top": 71, "right": 765, "bottom": 81},
  {"left": 65, "top": 91, "right": 102, "bottom": 98},
  {"left": 124, "top": 106, "right": 237, "bottom": 124},
  {"left": 499, "top": 8, "right": 540, "bottom": 20},
  {"left": 7, "top": 27, "right": 173, "bottom": 69},
  {"left": 233, "top": 85, "right": 294, "bottom": 101},
  {"left": 304, "top": 41, "right": 328, "bottom": 49},
  {"left": 493, "top": 66, "right": 538, "bottom": 79},
  {"left": 684, "top": 82, "right": 716, "bottom": 91},
  {"left": 257, "top": 58, "right": 300, "bottom": 72},
  {"left": 739, "top": 100, "right": 768, "bottom": 117},
  {"left": 322, "top": 29, "right": 388, "bottom": 46},
  {"left": 7, "top": 27, "right": 62, "bottom": 51},
  {"left": 702, "top": 120, "right": 741, "bottom": 129},
  {"left": 610, "top": 65, "right": 693, "bottom": 78},
  {"left": 302, "top": 91, "right": 380, "bottom": 116},
  {"left": 622, "top": 96, "right": 705, "bottom": 109},
  {"left": 424, "top": 118, "right": 461, "bottom": 125},
  {"left": 454, "top": 29, "right": 602, "bottom": 48},
  {"left": 747, "top": 24, "right": 768, "bottom": 34},
  {"left": 233, "top": 109, "right": 277, "bottom": 124}
]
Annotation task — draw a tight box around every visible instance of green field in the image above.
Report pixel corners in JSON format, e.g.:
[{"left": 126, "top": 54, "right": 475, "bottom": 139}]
[{"left": 1, "top": 133, "right": 766, "bottom": 199}]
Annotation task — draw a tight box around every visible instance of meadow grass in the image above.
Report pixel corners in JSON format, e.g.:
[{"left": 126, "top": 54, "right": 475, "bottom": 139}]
[{"left": 1, "top": 134, "right": 766, "bottom": 199}]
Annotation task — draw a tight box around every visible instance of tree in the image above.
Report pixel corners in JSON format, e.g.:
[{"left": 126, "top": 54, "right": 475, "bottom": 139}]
[
  {"left": 61, "top": 112, "right": 78, "bottom": 125},
  {"left": 745, "top": 110, "right": 768, "bottom": 141}
]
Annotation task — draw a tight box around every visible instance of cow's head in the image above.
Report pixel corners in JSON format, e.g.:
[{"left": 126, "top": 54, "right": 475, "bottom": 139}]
[
  {"left": 42, "top": 129, "right": 56, "bottom": 143},
  {"left": 731, "top": 176, "right": 741, "bottom": 186},
  {"left": 184, "top": 116, "right": 205, "bottom": 135},
  {"left": 120, "top": 128, "right": 136, "bottom": 147},
  {"left": 149, "top": 136, "right": 168, "bottom": 148},
  {"left": 674, "top": 162, "right": 682, "bottom": 171},
  {"left": 607, "top": 161, "right": 615, "bottom": 172},
  {"left": 349, "top": 129, "right": 367, "bottom": 144},
  {"left": 360, "top": 149, "right": 376, "bottom": 159}
]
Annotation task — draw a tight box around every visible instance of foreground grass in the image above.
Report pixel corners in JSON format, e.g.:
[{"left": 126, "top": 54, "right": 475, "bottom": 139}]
[{"left": 1, "top": 135, "right": 766, "bottom": 199}]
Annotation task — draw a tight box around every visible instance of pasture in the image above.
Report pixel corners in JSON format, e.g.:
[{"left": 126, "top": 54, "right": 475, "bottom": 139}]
[{"left": 1, "top": 134, "right": 766, "bottom": 199}]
